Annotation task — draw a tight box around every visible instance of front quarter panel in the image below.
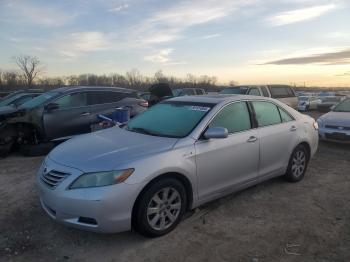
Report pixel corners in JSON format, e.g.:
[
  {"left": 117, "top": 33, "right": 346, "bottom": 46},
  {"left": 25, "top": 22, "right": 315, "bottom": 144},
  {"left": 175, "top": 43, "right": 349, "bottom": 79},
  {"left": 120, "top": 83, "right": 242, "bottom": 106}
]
[{"left": 122, "top": 138, "right": 198, "bottom": 202}]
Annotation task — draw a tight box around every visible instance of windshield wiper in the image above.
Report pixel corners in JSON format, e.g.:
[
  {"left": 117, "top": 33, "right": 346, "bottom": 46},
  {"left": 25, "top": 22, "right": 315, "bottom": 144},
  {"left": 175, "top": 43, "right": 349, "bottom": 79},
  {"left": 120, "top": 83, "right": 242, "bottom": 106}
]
[{"left": 127, "top": 127, "right": 163, "bottom": 137}]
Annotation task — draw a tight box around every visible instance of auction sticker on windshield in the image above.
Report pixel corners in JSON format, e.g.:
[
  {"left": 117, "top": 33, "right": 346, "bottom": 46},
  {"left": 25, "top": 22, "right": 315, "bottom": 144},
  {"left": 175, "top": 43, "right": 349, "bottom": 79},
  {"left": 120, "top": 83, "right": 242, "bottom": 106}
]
[{"left": 189, "top": 106, "right": 211, "bottom": 112}]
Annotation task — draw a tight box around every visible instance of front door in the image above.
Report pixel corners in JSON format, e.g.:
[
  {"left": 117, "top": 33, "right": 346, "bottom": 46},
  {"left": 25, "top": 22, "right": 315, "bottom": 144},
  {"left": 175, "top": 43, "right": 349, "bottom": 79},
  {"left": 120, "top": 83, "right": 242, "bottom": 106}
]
[
  {"left": 195, "top": 101, "right": 259, "bottom": 202},
  {"left": 43, "top": 92, "right": 92, "bottom": 140}
]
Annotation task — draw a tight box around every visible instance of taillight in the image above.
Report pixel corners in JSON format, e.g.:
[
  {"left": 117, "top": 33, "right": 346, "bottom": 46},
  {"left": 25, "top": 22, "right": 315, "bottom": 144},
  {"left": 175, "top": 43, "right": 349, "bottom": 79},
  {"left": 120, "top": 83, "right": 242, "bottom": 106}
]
[
  {"left": 313, "top": 121, "right": 319, "bottom": 130},
  {"left": 138, "top": 101, "right": 149, "bottom": 107}
]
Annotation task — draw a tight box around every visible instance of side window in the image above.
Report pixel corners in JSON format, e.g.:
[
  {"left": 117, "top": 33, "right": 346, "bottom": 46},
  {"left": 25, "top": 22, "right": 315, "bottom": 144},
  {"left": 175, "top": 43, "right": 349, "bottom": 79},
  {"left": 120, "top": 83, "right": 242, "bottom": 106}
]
[
  {"left": 260, "top": 86, "right": 270, "bottom": 97},
  {"left": 55, "top": 93, "right": 88, "bottom": 109},
  {"left": 209, "top": 102, "right": 251, "bottom": 133},
  {"left": 88, "top": 91, "right": 126, "bottom": 105},
  {"left": 252, "top": 101, "right": 282, "bottom": 127},
  {"left": 278, "top": 107, "right": 294, "bottom": 122},
  {"left": 248, "top": 88, "right": 261, "bottom": 96}
]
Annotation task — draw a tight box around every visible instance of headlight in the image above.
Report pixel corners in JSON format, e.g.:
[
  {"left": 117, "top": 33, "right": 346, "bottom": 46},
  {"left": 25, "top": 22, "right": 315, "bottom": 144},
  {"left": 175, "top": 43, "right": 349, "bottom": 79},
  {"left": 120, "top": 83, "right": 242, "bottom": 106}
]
[
  {"left": 316, "top": 118, "right": 324, "bottom": 128},
  {"left": 70, "top": 168, "right": 134, "bottom": 189}
]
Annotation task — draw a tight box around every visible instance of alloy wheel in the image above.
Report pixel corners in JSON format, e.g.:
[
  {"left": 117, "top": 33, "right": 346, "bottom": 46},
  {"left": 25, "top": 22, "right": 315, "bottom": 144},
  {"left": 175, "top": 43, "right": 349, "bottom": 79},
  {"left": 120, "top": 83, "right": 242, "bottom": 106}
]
[
  {"left": 146, "top": 187, "right": 182, "bottom": 231},
  {"left": 291, "top": 150, "right": 306, "bottom": 177}
]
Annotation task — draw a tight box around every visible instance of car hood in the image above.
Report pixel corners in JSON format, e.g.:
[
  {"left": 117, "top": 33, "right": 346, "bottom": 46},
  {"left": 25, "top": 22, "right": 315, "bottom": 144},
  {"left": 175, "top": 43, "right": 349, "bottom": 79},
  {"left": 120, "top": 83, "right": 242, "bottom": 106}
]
[
  {"left": 48, "top": 126, "right": 179, "bottom": 172},
  {"left": 319, "top": 111, "right": 350, "bottom": 126}
]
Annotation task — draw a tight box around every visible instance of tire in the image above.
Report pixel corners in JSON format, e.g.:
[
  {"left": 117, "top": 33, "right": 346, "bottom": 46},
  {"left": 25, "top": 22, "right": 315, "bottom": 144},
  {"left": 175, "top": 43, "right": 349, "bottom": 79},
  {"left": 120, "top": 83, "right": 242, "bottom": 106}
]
[
  {"left": 285, "top": 144, "right": 309, "bottom": 182},
  {"left": 134, "top": 178, "right": 187, "bottom": 237},
  {"left": 19, "top": 142, "right": 55, "bottom": 157},
  {"left": 0, "top": 141, "right": 14, "bottom": 158}
]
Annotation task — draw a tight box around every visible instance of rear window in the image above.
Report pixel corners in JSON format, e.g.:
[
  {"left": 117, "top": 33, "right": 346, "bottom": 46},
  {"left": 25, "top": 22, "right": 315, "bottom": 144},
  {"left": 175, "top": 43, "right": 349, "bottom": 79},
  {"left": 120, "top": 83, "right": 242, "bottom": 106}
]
[{"left": 268, "top": 86, "right": 295, "bottom": 98}]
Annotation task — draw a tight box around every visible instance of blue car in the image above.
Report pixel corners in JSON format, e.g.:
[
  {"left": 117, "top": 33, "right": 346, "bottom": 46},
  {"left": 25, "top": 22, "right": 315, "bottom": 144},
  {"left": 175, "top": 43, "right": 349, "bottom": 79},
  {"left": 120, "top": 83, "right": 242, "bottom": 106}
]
[{"left": 317, "top": 98, "right": 350, "bottom": 143}]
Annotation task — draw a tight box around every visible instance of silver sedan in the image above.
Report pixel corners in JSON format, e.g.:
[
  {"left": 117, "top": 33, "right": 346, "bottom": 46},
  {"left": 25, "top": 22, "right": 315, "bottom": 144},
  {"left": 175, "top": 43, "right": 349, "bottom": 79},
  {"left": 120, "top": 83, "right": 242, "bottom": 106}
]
[{"left": 37, "top": 95, "right": 319, "bottom": 237}]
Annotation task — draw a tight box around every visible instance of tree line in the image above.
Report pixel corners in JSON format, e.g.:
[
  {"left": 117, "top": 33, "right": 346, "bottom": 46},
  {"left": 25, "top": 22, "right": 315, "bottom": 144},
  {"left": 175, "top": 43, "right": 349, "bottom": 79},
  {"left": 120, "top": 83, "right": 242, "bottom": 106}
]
[{"left": 0, "top": 55, "right": 224, "bottom": 91}]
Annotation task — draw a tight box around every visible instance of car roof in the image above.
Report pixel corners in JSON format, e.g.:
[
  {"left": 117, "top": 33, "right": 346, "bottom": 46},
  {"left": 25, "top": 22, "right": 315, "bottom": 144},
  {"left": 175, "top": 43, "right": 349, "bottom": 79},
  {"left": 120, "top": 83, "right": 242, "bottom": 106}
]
[
  {"left": 167, "top": 94, "right": 267, "bottom": 104},
  {"left": 51, "top": 86, "right": 137, "bottom": 94}
]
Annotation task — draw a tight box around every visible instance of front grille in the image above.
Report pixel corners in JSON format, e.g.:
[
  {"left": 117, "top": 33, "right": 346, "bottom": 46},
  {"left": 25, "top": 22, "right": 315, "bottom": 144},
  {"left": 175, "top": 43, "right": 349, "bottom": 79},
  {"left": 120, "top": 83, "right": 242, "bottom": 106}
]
[
  {"left": 41, "top": 170, "right": 70, "bottom": 189},
  {"left": 325, "top": 125, "right": 350, "bottom": 131}
]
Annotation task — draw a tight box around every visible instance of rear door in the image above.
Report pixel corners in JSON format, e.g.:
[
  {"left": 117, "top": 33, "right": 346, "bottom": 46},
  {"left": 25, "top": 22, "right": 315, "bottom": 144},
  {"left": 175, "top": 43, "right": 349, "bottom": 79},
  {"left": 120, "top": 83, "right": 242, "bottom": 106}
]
[
  {"left": 43, "top": 92, "right": 91, "bottom": 140},
  {"left": 88, "top": 91, "right": 128, "bottom": 125},
  {"left": 251, "top": 101, "right": 298, "bottom": 178},
  {"left": 195, "top": 101, "right": 259, "bottom": 202}
]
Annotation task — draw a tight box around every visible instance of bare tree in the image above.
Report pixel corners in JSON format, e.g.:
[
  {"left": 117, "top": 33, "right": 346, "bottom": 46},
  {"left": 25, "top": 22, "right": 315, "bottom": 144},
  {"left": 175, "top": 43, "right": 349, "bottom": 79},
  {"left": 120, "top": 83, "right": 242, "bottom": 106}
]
[{"left": 14, "top": 55, "right": 43, "bottom": 87}]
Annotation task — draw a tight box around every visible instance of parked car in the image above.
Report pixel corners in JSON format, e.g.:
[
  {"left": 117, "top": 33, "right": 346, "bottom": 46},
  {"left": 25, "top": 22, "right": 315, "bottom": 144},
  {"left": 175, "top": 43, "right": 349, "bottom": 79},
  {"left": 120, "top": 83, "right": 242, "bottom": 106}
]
[
  {"left": 297, "top": 96, "right": 321, "bottom": 111},
  {"left": 0, "top": 86, "right": 148, "bottom": 156},
  {"left": 0, "top": 91, "right": 42, "bottom": 113},
  {"left": 0, "top": 89, "right": 43, "bottom": 101},
  {"left": 317, "top": 98, "right": 350, "bottom": 142},
  {"left": 219, "top": 86, "right": 249, "bottom": 95},
  {"left": 317, "top": 96, "right": 343, "bottom": 112},
  {"left": 37, "top": 94, "right": 318, "bottom": 237},
  {"left": 245, "top": 85, "right": 298, "bottom": 109},
  {"left": 172, "top": 88, "right": 206, "bottom": 97}
]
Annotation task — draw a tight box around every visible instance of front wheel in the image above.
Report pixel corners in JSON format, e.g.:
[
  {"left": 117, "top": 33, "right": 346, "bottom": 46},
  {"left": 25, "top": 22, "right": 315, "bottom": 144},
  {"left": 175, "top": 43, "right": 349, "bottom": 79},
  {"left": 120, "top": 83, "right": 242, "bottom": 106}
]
[
  {"left": 134, "top": 178, "right": 187, "bottom": 237},
  {"left": 285, "top": 144, "right": 309, "bottom": 182}
]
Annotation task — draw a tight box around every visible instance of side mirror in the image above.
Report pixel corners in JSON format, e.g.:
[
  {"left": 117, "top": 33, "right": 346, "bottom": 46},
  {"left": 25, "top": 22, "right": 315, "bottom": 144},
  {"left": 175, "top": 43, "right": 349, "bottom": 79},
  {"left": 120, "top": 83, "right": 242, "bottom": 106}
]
[
  {"left": 45, "top": 103, "right": 59, "bottom": 111},
  {"left": 204, "top": 127, "right": 229, "bottom": 139}
]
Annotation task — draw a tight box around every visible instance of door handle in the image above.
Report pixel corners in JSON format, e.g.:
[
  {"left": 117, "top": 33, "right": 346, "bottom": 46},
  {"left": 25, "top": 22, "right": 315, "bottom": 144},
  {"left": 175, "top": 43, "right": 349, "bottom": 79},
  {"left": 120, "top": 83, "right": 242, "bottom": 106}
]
[
  {"left": 290, "top": 125, "right": 297, "bottom": 131},
  {"left": 247, "top": 136, "right": 258, "bottom": 143},
  {"left": 80, "top": 112, "right": 90, "bottom": 116}
]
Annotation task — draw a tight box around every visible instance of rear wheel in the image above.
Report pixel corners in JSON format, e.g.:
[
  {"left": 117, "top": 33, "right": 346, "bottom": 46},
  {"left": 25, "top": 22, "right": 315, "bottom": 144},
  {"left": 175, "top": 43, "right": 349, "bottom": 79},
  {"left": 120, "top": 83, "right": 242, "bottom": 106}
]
[
  {"left": 134, "top": 178, "right": 187, "bottom": 237},
  {"left": 285, "top": 144, "right": 309, "bottom": 182}
]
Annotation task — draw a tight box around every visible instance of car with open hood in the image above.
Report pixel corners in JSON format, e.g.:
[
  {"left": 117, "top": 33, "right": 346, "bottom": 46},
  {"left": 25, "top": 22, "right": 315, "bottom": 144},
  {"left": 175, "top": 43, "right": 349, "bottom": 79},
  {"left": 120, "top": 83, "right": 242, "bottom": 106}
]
[{"left": 0, "top": 86, "right": 147, "bottom": 156}]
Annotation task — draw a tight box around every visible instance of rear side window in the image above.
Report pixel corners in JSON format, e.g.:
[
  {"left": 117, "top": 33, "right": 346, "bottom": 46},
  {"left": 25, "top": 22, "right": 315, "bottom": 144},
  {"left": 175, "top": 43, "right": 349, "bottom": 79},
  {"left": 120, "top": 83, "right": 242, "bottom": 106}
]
[
  {"left": 269, "top": 86, "right": 295, "bottom": 98},
  {"left": 248, "top": 88, "right": 261, "bottom": 96},
  {"left": 55, "top": 92, "right": 88, "bottom": 109},
  {"left": 88, "top": 91, "right": 130, "bottom": 105},
  {"left": 252, "top": 101, "right": 281, "bottom": 127},
  {"left": 209, "top": 102, "right": 251, "bottom": 133},
  {"left": 278, "top": 107, "right": 294, "bottom": 122},
  {"left": 260, "top": 86, "right": 270, "bottom": 97}
]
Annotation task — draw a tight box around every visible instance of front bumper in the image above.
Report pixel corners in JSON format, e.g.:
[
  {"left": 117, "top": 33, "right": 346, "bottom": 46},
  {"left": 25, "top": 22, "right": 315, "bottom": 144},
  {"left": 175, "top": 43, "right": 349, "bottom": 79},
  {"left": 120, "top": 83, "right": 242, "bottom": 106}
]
[
  {"left": 318, "top": 127, "right": 350, "bottom": 143},
  {"left": 36, "top": 157, "right": 145, "bottom": 233}
]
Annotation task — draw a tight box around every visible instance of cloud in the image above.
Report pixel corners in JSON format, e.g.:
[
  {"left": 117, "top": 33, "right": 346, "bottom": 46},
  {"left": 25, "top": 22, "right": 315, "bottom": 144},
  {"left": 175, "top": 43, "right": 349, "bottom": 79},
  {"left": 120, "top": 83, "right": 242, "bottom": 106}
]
[
  {"left": 57, "top": 31, "right": 111, "bottom": 59},
  {"left": 144, "top": 49, "right": 174, "bottom": 63},
  {"left": 267, "top": 4, "right": 336, "bottom": 26},
  {"left": 200, "top": 34, "right": 221, "bottom": 39},
  {"left": 108, "top": 4, "right": 129, "bottom": 13},
  {"left": 264, "top": 48, "right": 350, "bottom": 65},
  {"left": 1, "top": 0, "right": 77, "bottom": 27},
  {"left": 335, "top": 71, "right": 350, "bottom": 77},
  {"left": 135, "top": 0, "right": 253, "bottom": 46}
]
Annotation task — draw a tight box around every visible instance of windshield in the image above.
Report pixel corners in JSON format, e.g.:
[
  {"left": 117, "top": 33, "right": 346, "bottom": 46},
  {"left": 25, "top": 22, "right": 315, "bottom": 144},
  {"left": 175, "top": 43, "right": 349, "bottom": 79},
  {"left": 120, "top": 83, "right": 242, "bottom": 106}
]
[
  {"left": 0, "top": 94, "right": 23, "bottom": 107},
  {"left": 333, "top": 99, "right": 350, "bottom": 112},
  {"left": 126, "top": 101, "right": 214, "bottom": 138},
  {"left": 220, "top": 88, "right": 242, "bottom": 94},
  {"left": 20, "top": 91, "right": 60, "bottom": 108}
]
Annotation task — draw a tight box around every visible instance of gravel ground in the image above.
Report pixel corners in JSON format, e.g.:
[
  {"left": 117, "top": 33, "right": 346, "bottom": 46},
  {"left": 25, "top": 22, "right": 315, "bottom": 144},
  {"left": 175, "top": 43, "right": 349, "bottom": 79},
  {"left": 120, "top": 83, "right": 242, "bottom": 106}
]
[{"left": 0, "top": 113, "right": 349, "bottom": 262}]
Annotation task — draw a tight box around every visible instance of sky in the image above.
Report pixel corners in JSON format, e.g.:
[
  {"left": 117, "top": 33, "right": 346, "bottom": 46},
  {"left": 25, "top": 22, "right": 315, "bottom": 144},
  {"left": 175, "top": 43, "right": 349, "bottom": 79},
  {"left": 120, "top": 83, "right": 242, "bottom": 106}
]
[{"left": 0, "top": 0, "right": 350, "bottom": 87}]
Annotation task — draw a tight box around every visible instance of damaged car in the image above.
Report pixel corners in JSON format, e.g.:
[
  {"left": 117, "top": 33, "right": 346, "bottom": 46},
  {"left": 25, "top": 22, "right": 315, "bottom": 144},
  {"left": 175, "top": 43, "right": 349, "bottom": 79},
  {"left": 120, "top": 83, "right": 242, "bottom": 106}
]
[{"left": 0, "top": 86, "right": 148, "bottom": 157}]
